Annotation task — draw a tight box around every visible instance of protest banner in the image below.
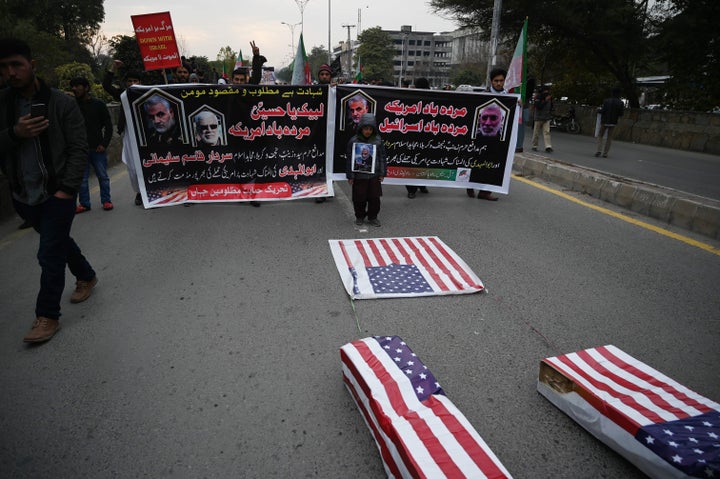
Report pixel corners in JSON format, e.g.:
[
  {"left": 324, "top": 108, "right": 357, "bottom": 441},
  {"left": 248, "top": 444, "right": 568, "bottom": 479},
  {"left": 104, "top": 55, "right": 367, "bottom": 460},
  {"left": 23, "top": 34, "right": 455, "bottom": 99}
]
[
  {"left": 332, "top": 85, "right": 520, "bottom": 194},
  {"left": 121, "top": 84, "right": 331, "bottom": 207},
  {"left": 122, "top": 84, "right": 520, "bottom": 207},
  {"left": 131, "top": 12, "right": 182, "bottom": 72}
]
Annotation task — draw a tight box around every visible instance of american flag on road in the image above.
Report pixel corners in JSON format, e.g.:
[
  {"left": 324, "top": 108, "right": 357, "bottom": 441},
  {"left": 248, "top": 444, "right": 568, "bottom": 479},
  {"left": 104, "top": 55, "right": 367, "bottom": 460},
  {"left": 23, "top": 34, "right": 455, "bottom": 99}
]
[
  {"left": 329, "top": 236, "right": 484, "bottom": 299},
  {"left": 341, "top": 336, "right": 513, "bottom": 479},
  {"left": 539, "top": 345, "right": 720, "bottom": 478}
]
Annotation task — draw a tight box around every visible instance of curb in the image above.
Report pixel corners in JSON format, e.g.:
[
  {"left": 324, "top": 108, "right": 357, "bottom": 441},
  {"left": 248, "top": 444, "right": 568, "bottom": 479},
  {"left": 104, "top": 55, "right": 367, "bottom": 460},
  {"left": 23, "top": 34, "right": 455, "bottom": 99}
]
[{"left": 512, "top": 154, "right": 720, "bottom": 241}]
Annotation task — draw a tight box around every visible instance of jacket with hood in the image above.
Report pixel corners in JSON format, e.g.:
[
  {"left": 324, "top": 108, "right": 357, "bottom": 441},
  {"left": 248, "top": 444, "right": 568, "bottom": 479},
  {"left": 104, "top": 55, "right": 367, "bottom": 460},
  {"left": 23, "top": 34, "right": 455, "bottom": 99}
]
[
  {"left": 345, "top": 113, "right": 387, "bottom": 181},
  {"left": 0, "top": 78, "right": 88, "bottom": 201}
]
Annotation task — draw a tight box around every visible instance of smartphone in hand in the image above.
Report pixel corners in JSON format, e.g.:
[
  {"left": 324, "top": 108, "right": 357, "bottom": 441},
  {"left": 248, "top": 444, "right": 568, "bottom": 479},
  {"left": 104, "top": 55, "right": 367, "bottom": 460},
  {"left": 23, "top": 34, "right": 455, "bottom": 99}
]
[{"left": 30, "top": 103, "right": 47, "bottom": 118}]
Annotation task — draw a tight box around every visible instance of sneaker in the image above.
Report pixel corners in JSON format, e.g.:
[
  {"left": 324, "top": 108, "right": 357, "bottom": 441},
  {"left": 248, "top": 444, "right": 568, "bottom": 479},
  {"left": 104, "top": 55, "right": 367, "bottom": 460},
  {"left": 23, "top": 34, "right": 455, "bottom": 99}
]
[
  {"left": 70, "top": 276, "right": 98, "bottom": 304},
  {"left": 407, "top": 192, "right": 416, "bottom": 199},
  {"left": 134, "top": 193, "right": 143, "bottom": 205},
  {"left": 545, "top": 147, "right": 553, "bottom": 153},
  {"left": 102, "top": 202, "right": 114, "bottom": 211},
  {"left": 75, "top": 205, "right": 90, "bottom": 214},
  {"left": 368, "top": 218, "right": 381, "bottom": 227},
  {"left": 23, "top": 317, "right": 60, "bottom": 343},
  {"left": 355, "top": 218, "right": 364, "bottom": 226},
  {"left": 594, "top": 152, "right": 601, "bottom": 157}
]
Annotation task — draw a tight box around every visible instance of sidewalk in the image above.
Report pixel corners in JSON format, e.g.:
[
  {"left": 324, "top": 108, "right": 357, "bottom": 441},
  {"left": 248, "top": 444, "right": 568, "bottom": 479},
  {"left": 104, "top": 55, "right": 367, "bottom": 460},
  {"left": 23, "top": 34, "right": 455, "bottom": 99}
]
[{"left": 512, "top": 152, "right": 720, "bottom": 240}]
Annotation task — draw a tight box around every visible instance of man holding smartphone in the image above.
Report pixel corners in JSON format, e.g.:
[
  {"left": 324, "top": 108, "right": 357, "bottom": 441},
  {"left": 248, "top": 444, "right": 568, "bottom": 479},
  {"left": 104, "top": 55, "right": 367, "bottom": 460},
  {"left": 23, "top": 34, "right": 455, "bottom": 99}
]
[{"left": 0, "top": 38, "right": 98, "bottom": 343}]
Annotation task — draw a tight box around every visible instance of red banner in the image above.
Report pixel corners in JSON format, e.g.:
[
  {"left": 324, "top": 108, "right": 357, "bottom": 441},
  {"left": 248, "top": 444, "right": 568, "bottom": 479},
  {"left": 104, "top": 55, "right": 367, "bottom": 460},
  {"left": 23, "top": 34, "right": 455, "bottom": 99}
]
[{"left": 131, "top": 12, "right": 182, "bottom": 72}]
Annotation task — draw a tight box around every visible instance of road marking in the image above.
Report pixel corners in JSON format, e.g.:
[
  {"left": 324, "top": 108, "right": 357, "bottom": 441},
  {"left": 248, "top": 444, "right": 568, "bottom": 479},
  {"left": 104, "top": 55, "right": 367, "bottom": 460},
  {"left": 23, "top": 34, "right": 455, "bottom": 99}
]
[{"left": 512, "top": 174, "right": 720, "bottom": 257}]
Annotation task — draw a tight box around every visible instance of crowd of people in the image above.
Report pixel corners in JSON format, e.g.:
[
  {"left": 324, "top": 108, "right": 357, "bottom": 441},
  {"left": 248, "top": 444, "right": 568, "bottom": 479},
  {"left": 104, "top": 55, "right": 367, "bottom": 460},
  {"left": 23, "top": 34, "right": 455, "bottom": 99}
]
[{"left": 1, "top": 34, "right": 628, "bottom": 345}]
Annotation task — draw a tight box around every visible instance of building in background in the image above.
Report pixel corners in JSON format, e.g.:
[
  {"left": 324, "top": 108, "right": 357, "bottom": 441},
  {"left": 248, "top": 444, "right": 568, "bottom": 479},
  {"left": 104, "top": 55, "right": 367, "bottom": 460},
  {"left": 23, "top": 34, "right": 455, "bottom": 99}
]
[{"left": 330, "top": 25, "right": 490, "bottom": 88}]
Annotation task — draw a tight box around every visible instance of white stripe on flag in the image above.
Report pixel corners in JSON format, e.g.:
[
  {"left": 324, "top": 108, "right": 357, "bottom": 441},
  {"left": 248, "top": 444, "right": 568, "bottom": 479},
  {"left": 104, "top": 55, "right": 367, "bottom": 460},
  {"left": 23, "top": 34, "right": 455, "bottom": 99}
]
[
  {"left": 586, "top": 347, "right": 710, "bottom": 419},
  {"left": 329, "top": 236, "right": 484, "bottom": 299},
  {"left": 545, "top": 345, "right": 720, "bottom": 432},
  {"left": 342, "top": 338, "right": 510, "bottom": 478}
]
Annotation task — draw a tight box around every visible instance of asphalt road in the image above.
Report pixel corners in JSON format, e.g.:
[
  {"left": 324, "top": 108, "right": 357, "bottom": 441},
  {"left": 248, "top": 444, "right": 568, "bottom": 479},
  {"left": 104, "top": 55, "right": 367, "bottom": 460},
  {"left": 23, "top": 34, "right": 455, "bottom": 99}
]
[
  {"left": 1, "top": 162, "right": 719, "bottom": 478},
  {"left": 521, "top": 126, "right": 720, "bottom": 201}
]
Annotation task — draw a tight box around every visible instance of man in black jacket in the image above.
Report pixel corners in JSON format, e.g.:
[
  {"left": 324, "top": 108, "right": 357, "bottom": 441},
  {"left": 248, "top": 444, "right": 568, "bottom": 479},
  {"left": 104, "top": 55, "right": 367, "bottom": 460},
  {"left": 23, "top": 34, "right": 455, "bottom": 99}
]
[
  {"left": 595, "top": 88, "right": 625, "bottom": 158},
  {"left": 70, "top": 76, "right": 114, "bottom": 212},
  {"left": 0, "top": 38, "right": 98, "bottom": 343}
]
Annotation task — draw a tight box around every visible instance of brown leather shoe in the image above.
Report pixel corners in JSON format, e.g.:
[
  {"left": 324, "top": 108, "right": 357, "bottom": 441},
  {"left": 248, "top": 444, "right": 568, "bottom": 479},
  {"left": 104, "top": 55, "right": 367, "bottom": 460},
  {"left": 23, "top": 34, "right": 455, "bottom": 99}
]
[
  {"left": 70, "top": 276, "right": 98, "bottom": 303},
  {"left": 477, "top": 191, "right": 499, "bottom": 201},
  {"left": 23, "top": 317, "right": 60, "bottom": 343}
]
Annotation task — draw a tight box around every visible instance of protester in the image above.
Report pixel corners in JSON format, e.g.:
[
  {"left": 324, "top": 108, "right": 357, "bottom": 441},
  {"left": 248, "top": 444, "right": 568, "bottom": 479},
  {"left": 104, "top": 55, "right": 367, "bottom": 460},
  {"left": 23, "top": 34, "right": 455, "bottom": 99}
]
[
  {"left": 531, "top": 85, "right": 553, "bottom": 153},
  {"left": 70, "top": 76, "right": 114, "bottom": 213},
  {"left": 595, "top": 88, "right": 625, "bottom": 158},
  {"left": 346, "top": 113, "right": 387, "bottom": 227},
  {"left": 315, "top": 63, "right": 335, "bottom": 204},
  {"left": 406, "top": 77, "right": 430, "bottom": 198},
  {"left": 0, "top": 38, "right": 98, "bottom": 343},
  {"left": 102, "top": 59, "right": 144, "bottom": 205},
  {"left": 174, "top": 65, "right": 190, "bottom": 83},
  {"left": 230, "top": 41, "right": 266, "bottom": 207}
]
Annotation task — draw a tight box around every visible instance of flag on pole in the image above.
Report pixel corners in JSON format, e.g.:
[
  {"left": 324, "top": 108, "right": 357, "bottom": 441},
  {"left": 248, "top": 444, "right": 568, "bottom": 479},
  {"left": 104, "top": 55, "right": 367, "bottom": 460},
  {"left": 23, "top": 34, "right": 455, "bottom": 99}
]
[
  {"left": 234, "top": 49, "right": 245, "bottom": 70},
  {"left": 341, "top": 336, "right": 513, "bottom": 479},
  {"left": 291, "top": 33, "right": 311, "bottom": 85},
  {"left": 328, "top": 236, "right": 484, "bottom": 299},
  {"left": 354, "top": 55, "right": 363, "bottom": 83},
  {"left": 505, "top": 18, "right": 528, "bottom": 102},
  {"left": 539, "top": 345, "right": 720, "bottom": 478}
]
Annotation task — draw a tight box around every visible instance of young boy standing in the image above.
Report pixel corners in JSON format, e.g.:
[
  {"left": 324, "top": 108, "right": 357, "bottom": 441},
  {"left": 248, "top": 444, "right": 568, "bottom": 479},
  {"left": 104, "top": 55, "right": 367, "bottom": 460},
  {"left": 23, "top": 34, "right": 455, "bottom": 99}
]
[{"left": 346, "top": 113, "right": 387, "bottom": 227}]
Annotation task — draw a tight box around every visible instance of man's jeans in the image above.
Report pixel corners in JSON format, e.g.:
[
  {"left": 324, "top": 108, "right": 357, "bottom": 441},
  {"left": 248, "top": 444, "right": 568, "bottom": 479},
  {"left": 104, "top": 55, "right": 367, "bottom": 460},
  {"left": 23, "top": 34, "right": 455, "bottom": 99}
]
[
  {"left": 14, "top": 196, "right": 96, "bottom": 320},
  {"left": 79, "top": 151, "right": 111, "bottom": 207}
]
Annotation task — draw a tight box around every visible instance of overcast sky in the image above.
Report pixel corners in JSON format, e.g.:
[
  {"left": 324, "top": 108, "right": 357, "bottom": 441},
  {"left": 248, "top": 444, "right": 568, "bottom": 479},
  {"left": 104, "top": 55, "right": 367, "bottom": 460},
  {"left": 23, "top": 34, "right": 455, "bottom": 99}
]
[{"left": 100, "top": 0, "right": 459, "bottom": 68}]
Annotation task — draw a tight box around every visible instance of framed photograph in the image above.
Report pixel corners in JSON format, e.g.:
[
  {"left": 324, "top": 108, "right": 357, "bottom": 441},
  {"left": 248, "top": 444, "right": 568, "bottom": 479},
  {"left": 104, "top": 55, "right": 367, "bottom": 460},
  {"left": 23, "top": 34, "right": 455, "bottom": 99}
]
[{"left": 352, "top": 142, "right": 376, "bottom": 174}]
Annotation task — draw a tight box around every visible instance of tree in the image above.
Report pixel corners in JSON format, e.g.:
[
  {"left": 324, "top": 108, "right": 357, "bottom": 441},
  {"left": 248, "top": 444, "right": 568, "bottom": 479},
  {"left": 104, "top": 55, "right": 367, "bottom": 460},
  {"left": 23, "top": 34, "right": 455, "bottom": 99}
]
[
  {"left": 656, "top": 0, "right": 720, "bottom": 111},
  {"left": 216, "top": 46, "right": 237, "bottom": 77},
  {"left": 308, "top": 45, "right": 330, "bottom": 82},
  {"left": 107, "top": 35, "right": 164, "bottom": 85},
  {"left": 355, "top": 27, "right": 395, "bottom": 82},
  {"left": 430, "top": 0, "right": 669, "bottom": 107},
  {"left": 450, "top": 63, "right": 485, "bottom": 87}
]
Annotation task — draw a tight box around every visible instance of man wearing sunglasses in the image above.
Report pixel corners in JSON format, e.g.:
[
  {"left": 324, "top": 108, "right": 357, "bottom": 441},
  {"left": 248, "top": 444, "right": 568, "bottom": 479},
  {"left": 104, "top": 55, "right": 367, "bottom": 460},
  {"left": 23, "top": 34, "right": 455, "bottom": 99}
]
[{"left": 194, "top": 111, "right": 221, "bottom": 146}]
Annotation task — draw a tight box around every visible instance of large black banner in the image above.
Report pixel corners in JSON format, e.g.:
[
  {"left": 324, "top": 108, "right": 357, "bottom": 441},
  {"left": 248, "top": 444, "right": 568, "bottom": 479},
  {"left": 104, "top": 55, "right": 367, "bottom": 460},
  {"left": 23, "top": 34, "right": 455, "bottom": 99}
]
[
  {"left": 332, "top": 85, "right": 519, "bottom": 192},
  {"left": 123, "top": 84, "right": 330, "bottom": 207},
  {"left": 122, "top": 84, "right": 518, "bottom": 207}
]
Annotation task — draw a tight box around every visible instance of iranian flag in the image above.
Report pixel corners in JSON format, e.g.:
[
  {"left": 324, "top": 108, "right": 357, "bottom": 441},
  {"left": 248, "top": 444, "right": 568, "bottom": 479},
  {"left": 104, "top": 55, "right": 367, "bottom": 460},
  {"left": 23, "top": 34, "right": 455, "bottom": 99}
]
[
  {"left": 505, "top": 18, "right": 527, "bottom": 101},
  {"left": 291, "top": 33, "right": 311, "bottom": 85},
  {"left": 234, "top": 49, "right": 245, "bottom": 69}
]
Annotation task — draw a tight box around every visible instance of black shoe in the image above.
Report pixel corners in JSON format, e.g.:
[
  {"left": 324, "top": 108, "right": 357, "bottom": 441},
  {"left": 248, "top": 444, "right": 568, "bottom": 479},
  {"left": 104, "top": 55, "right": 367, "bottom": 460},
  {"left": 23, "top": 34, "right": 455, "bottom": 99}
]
[
  {"left": 134, "top": 193, "right": 143, "bottom": 205},
  {"left": 18, "top": 220, "right": 32, "bottom": 229},
  {"left": 407, "top": 192, "right": 416, "bottom": 199},
  {"left": 466, "top": 189, "right": 476, "bottom": 198},
  {"left": 545, "top": 147, "right": 553, "bottom": 153},
  {"left": 419, "top": 187, "right": 429, "bottom": 194},
  {"left": 250, "top": 201, "right": 261, "bottom": 207},
  {"left": 594, "top": 152, "right": 601, "bottom": 157},
  {"left": 355, "top": 218, "right": 363, "bottom": 226},
  {"left": 315, "top": 197, "right": 327, "bottom": 203}
]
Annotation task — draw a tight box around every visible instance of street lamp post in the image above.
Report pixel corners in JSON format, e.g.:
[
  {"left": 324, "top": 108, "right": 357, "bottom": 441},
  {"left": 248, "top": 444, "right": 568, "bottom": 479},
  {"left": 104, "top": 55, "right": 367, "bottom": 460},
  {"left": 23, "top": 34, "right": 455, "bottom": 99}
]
[
  {"left": 294, "top": 0, "right": 310, "bottom": 34},
  {"left": 281, "top": 21, "right": 302, "bottom": 57}
]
